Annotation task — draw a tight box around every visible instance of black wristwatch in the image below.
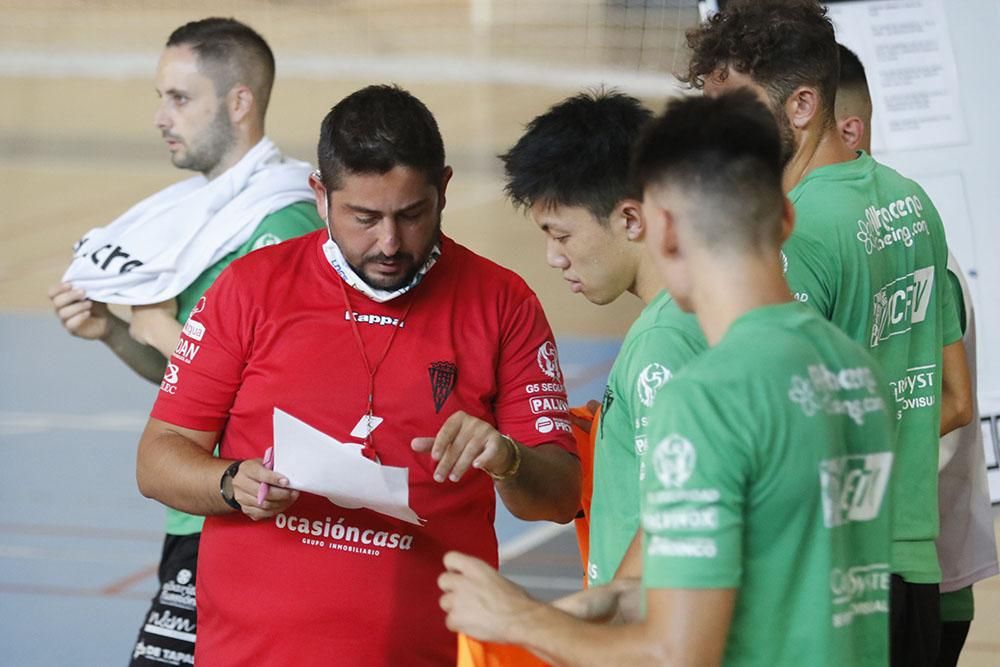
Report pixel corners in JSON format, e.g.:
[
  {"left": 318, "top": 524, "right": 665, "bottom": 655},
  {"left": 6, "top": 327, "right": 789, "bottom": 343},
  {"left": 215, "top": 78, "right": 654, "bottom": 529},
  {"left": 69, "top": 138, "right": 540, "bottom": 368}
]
[{"left": 219, "top": 460, "right": 244, "bottom": 511}]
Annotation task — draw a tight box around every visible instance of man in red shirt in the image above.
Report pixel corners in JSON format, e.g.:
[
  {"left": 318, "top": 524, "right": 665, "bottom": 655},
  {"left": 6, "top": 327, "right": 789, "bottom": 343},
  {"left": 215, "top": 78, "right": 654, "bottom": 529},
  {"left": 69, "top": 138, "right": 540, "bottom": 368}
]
[{"left": 136, "top": 85, "right": 581, "bottom": 666}]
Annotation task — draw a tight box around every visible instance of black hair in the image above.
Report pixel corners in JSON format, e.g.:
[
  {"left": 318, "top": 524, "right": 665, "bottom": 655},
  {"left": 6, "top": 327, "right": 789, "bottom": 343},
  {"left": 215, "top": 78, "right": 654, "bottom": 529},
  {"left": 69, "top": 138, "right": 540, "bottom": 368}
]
[
  {"left": 317, "top": 85, "right": 446, "bottom": 190},
  {"left": 500, "top": 90, "right": 652, "bottom": 222},
  {"left": 837, "top": 43, "right": 870, "bottom": 99},
  {"left": 166, "top": 17, "right": 275, "bottom": 116},
  {"left": 632, "top": 90, "right": 785, "bottom": 250}
]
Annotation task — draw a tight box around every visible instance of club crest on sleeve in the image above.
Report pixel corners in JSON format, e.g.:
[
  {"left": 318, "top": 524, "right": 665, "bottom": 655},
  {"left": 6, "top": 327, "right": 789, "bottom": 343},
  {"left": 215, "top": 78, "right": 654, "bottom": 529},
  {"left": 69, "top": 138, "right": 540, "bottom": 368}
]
[
  {"left": 251, "top": 232, "right": 283, "bottom": 251},
  {"left": 536, "top": 340, "right": 562, "bottom": 382},
  {"left": 652, "top": 434, "right": 696, "bottom": 489},
  {"left": 637, "top": 363, "right": 672, "bottom": 408}
]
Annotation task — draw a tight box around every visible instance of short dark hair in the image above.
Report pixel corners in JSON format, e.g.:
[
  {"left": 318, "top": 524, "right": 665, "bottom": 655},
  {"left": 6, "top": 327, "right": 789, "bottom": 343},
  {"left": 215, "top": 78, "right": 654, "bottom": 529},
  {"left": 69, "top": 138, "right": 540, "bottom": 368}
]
[
  {"left": 317, "top": 85, "right": 446, "bottom": 190},
  {"left": 837, "top": 43, "right": 870, "bottom": 101},
  {"left": 631, "top": 90, "right": 785, "bottom": 250},
  {"left": 500, "top": 90, "right": 652, "bottom": 222},
  {"left": 167, "top": 17, "right": 275, "bottom": 116},
  {"left": 685, "top": 0, "right": 839, "bottom": 123}
]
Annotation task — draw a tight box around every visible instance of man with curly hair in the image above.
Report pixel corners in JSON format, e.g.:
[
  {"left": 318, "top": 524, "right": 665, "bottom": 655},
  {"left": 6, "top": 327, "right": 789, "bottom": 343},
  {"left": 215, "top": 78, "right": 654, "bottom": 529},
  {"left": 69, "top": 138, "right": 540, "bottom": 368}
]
[{"left": 685, "top": 2, "right": 972, "bottom": 664}]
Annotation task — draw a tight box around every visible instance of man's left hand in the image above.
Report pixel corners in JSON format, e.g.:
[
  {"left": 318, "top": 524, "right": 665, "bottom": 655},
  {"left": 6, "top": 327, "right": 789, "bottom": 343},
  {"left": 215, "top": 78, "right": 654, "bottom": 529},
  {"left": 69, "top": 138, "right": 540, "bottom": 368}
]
[
  {"left": 438, "top": 551, "right": 534, "bottom": 642},
  {"left": 411, "top": 410, "right": 517, "bottom": 482}
]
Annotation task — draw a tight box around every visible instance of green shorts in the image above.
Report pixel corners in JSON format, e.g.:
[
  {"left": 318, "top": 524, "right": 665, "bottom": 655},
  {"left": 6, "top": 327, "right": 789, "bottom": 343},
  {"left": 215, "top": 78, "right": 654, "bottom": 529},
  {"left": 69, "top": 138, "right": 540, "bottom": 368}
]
[{"left": 940, "top": 585, "right": 974, "bottom": 623}]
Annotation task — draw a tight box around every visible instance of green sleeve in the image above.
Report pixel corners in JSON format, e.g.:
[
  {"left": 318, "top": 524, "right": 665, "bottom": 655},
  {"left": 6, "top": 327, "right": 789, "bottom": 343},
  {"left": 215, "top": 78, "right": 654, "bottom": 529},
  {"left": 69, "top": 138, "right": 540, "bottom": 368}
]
[
  {"left": 243, "top": 200, "right": 324, "bottom": 252},
  {"left": 782, "top": 226, "right": 838, "bottom": 320},
  {"left": 641, "top": 379, "right": 749, "bottom": 589},
  {"left": 175, "top": 201, "right": 323, "bottom": 323},
  {"left": 623, "top": 326, "right": 706, "bottom": 429},
  {"left": 939, "top": 264, "right": 963, "bottom": 345},
  {"left": 945, "top": 270, "right": 966, "bottom": 336},
  {"left": 920, "top": 192, "right": 962, "bottom": 346}
]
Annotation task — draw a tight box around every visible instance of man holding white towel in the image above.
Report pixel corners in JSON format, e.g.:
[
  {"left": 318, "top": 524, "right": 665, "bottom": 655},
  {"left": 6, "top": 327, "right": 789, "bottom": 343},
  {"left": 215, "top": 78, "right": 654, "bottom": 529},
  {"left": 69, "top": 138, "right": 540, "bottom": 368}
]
[{"left": 47, "top": 18, "right": 322, "bottom": 666}]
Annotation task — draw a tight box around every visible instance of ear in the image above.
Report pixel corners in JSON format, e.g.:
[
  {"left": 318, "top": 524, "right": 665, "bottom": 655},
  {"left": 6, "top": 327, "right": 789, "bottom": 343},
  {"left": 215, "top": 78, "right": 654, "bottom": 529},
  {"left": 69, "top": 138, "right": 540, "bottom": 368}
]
[
  {"left": 616, "top": 199, "right": 645, "bottom": 242},
  {"left": 437, "top": 166, "right": 454, "bottom": 211},
  {"left": 785, "top": 86, "right": 821, "bottom": 130},
  {"left": 308, "top": 171, "right": 328, "bottom": 223},
  {"left": 661, "top": 207, "right": 680, "bottom": 258},
  {"left": 228, "top": 84, "right": 255, "bottom": 124},
  {"left": 778, "top": 196, "right": 796, "bottom": 244},
  {"left": 836, "top": 116, "right": 865, "bottom": 152},
  {"left": 644, "top": 202, "right": 680, "bottom": 260}
]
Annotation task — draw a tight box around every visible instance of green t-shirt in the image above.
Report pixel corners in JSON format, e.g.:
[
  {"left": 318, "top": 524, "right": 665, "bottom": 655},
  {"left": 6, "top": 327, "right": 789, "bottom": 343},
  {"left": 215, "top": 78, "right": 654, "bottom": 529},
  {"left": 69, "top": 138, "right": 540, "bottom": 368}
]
[
  {"left": 642, "top": 303, "right": 894, "bottom": 667},
  {"left": 587, "top": 291, "right": 706, "bottom": 586},
  {"left": 165, "top": 201, "right": 323, "bottom": 536},
  {"left": 783, "top": 152, "right": 962, "bottom": 583}
]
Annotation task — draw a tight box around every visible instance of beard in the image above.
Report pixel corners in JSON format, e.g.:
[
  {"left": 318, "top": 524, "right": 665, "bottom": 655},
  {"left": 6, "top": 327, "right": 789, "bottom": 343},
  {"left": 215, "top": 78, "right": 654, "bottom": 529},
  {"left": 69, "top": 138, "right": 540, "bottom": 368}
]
[
  {"left": 771, "top": 101, "right": 797, "bottom": 168},
  {"left": 349, "top": 213, "right": 442, "bottom": 292},
  {"left": 168, "top": 103, "right": 235, "bottom": 175}
]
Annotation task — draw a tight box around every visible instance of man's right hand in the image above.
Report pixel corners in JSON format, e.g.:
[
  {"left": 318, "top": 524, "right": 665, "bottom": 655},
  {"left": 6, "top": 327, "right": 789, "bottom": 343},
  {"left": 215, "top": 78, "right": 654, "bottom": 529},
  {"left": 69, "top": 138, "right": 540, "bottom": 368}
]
[
  {"left": 48, "top": 282, "right": 114, "bottom": 340},
  {"left": 231, "top": 458, "right": 299, "bottom": 521}
]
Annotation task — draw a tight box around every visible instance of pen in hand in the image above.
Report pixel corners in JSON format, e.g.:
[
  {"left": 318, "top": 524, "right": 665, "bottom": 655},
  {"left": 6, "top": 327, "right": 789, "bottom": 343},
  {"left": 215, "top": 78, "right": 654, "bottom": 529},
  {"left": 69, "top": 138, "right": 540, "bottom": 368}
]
[{"left": 257, "top": 446, "right": 274, "bottom": 506}]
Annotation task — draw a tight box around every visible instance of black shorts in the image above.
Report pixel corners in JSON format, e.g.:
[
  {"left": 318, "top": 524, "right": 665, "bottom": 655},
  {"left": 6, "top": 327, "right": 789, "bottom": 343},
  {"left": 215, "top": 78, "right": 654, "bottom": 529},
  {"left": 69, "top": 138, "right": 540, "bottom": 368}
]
[
  {"left": 129, "top": 533, "right": 199, "bottom": 666},
  {"left": 890, "top": 574, "right": 940, "bottom": 667}
]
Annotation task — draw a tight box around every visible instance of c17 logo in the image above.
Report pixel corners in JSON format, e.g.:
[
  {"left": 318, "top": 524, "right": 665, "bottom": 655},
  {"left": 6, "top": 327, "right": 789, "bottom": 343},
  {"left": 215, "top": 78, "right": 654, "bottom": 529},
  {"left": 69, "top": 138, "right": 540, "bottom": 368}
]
[
  {"left": 870, "top": 267, "right": 934, "bottom": 347},
  {"left": 819, "top": 453, "right": 893, "bottom": 528}
]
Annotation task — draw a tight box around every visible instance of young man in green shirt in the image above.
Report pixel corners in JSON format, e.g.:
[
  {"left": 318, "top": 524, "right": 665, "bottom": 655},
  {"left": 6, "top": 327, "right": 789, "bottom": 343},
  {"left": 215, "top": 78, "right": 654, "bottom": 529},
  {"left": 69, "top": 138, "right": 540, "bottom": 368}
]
[
  {"left": 835, "top": 42, "right": 997, "bottom": 667},
  {"left": 47, "top": 18, "right": 322, "bottom": 665},
  {"left": 686, "top": 2, "right": 972, "bottom": 663},
  {"left": 439, "top": 91, "right": 895, "bottom": 666},
  {"left": 500, "top": 91, "right": 707, "bottom": 587}
]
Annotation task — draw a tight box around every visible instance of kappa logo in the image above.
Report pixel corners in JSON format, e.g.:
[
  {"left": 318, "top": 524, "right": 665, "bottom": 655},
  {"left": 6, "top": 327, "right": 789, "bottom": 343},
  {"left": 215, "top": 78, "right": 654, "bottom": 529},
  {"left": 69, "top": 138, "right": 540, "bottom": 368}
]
[
  {"left": 536, "top": 341, "right": 562, "bottom": 382},
  {"left": 637, "top": 363, "right": 672, "bottom": 408},
  {"left": 176, "top": 569, "right": 192, "bottom": 585},
  {"left": 652, "top": 434, "right": 696, "bottom": 489},
  {"left": 428, "top": 361, "right": 457, "bottom": 413},
  {"left": 190, "top": 297, "right": 206, "bottom": 316},
  {"left": 345, "top": 310, "right": 405, "bottom": 328},
  {"left": 780, "top": 250, "right": 789, "bottom": 275}
]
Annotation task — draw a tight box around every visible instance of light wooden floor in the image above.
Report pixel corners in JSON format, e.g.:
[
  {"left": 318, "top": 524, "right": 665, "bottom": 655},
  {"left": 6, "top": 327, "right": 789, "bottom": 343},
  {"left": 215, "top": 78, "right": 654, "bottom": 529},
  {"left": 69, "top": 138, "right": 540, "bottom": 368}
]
[{"left": 2, "top": 2, "right": 997, "bottom": 664}]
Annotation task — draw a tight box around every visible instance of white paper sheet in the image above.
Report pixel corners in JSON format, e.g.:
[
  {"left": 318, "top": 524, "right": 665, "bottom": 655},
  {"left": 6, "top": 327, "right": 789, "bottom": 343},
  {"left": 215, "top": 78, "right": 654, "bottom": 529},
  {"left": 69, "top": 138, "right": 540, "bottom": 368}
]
[
  {"left": 272, "top": 408, "right": 425, "bottom": 525},
  {"left": 827, "top": 0, "right": 967, "bottom": 152}
]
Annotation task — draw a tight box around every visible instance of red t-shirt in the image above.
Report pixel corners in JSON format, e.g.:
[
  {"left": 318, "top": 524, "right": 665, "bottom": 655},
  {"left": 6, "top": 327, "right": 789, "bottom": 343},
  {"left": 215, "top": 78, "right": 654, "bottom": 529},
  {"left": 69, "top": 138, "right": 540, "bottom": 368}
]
[{"left": 151, "top": 231, "right": 576, "bottom": 666}]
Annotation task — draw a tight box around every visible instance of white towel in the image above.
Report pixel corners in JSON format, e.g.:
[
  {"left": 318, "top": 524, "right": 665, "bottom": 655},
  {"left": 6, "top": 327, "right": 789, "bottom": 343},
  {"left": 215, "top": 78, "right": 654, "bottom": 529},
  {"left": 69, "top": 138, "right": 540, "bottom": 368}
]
[{"left": 62, "top": 137, "right": 315, "bottom": 305}]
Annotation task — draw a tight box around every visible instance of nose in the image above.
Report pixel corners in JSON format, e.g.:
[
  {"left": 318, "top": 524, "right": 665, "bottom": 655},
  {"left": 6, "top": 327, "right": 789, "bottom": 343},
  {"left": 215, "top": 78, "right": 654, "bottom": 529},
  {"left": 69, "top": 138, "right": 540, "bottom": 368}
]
[
  {"left": 378, "top": 219, "right": 401, "bottom": 257},
  {"left": 545, "top": 238, "right": 569, "bottom": 270},
  {"left": 153, "top": 100, "right": 170, "bottom": 131}
]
